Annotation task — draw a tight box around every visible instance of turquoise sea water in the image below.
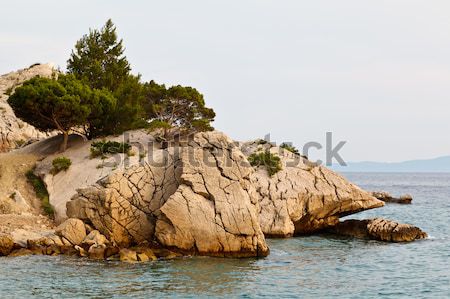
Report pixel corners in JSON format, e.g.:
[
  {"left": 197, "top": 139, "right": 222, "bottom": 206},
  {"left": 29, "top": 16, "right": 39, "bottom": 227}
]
[{"left": 1, "top": 173, "right": 449, "bottom": 298}]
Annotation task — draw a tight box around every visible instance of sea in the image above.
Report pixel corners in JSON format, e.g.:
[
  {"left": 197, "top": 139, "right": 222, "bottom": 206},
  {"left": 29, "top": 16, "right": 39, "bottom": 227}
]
[{"left": 1, "top": 172, "right": 449, "bottom": 298}]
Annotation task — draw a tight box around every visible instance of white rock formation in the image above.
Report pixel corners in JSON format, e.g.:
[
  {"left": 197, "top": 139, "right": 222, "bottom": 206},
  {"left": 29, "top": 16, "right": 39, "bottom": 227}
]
[
  {"left": 67, "top": 131, "right": 269, "bottom": 257},
  {"left": 241, "top": 141, "right": 384, "bottom": 237},
  {"left": 34, "top": 130, "right": 154, "bottom": 221},
  {"left": 0, "top": 63, "right": 56, "bottom": 152}
]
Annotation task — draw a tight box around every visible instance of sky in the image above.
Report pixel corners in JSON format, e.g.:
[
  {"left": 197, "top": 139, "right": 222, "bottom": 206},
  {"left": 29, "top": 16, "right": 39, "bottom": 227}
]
[{"left": 1, "top": 0, "right": 449, "bottom": 163}]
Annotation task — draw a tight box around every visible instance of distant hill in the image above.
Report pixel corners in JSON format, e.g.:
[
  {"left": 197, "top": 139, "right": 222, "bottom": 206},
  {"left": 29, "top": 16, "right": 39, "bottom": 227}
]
[{"left": 330, "top": 156, "right": 450, "bottom": 173}]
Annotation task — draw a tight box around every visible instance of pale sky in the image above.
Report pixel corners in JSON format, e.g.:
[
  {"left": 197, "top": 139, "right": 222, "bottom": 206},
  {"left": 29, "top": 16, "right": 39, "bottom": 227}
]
[{"left": 1, "top": 0, "right": 449, "bottom": 163}]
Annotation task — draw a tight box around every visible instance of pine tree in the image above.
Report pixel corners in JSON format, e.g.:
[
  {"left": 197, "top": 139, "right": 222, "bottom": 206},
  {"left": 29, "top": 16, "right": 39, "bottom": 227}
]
[
  {"left": 146, "top": 81, "right": 216, "bottom": 139},
  {"left": 67, "top": 19, "right": 146, "bottom": 137},
  {"left": 8, "top": 75, "right": 92, "bottom": 151},
  {"left": 67, "top": 19, "right": 131, "bottom": 92}
]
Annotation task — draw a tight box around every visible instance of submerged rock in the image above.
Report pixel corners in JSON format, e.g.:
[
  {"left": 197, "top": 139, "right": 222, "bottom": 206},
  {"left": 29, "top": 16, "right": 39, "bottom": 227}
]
[
  {"left": 241, "top": 141, "right": 384, "bottom": 237},
  {"left": 371, "top": 191, "right": 413, "bottom": 204},
  {"left": 331, "top": 218, "right": 427, "bottom": 242}
]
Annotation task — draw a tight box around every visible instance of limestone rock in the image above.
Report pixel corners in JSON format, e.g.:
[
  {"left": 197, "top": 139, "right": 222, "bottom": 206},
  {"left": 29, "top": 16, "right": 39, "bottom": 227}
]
[
  {"left": 9, "top": 248, "right": 33, "bottom": 257},
  {"left": 0, "top": 63, "right": 56, "bottom": 152},
  {"left": 55, "top": 218, "right": 86, "bottom": 246},
  {"left": 241, "top": 140, "right": 384, "bottom": 237},
  {"left": 105, "top": 246, "right": 120, "bottom": 259},
  {"left": 137, "top": 253, "right": 150, "bottom": 262},
  {"left": 371, "top": 191, "right": 413, "bottom": 204},
  {"left": 74, "top": 245, "right": 88, "bottom": 257},
  {"left": 0, "top": 233, "right": 14, "bottom": 256},
  {"left": 0, "top": 190, "right": 31, "bottom": 215},
  {"left": 10, "top": 229, "right": 56, "bottom": 248},
  {"left": 152, "top": 248, "right": 182, "bottom": 260},
  {"left": 155, "top": 132, "right": 269, "bottom": 257},
  {"left": 11, "top": 190, "right": 30, "bottom": 211},
  {"left": 88, "top": 244, "right": 106, "bottom": 259},
  {"left": 35, "top": 130, "right": 156, "bottom": 221},
  {"left": 27, "top": 235, "right": 64, "bottom": 248},
  {"left": 331, "top": 218, "right": 427, "bottom": 242},
  {"left": 68, "top": 131, "right": 269, "bottom": 257},
  {"left": 82, "top": 230, "right": 109, "bottom": 247},
  {"left": 120, "top": 248, "right": 138, "bottom": 262},
  {"left": 367, "top": 218, "right": 427, "bottom": 242}
]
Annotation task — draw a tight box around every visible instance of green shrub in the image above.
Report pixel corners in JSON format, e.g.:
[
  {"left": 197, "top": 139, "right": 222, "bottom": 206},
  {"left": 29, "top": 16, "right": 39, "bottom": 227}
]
[
  {"left": 51, "top": 157, "right": 72, "bottom": 174},
  {"left": 25, "top": 169, "right": 54, "bottom": 218},
  {"left": 90, "top": 140, "right": 131, "bottom": 158},
  {"left": 280, "top": 143, "right": 300, "bottom": 155},
  {"left": 248, "top": 151, "right": 282, "bottom": 177}
]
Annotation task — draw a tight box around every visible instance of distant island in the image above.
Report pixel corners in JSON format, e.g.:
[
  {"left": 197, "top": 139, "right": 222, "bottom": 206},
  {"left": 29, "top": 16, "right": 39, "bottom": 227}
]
[{"left": 331, "top": 155, "right": 450, "bottom": 173}]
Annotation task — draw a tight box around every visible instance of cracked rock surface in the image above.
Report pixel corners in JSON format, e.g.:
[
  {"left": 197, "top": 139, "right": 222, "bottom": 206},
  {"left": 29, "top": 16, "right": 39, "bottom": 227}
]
[
  {"left": 0, "top": 64, "right": 56, "bottom": 152},
  {"left": 67, "top": 131, "right": 269, "bottom": 257},
  {"left": 155, "top": 132, "right": 268, "bottom": 257},
  {"left": 241, "top": 141, "right": 385, "bottom": 237}
]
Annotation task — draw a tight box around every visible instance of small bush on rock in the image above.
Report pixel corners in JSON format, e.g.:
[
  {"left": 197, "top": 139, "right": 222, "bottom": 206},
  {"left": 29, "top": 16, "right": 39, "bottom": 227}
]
[
  {"left": 90, "top": 141, "right": 131, "bottom": 158},
  {"left": 25, "top": 169, "right": 54, "bottom": 217},
  {"left": 248, "top": 151, "right": 282, "bottom": 177},
  {"left": 280, "top": 143, "right": 300, "bottom": 155},
  {"left": 51, "top": 157, "right": 72, "bottom": 174}
]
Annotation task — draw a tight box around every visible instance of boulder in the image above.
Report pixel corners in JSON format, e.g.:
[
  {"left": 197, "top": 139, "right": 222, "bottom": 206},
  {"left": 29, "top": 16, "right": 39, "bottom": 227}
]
[
  {"left": 74, "top": 245, "right": 88, "bottom": 257},
  {"left": 331, "top": 218, "right": 427, "bottom": 242},
  {"left": 9, "top": 248, "right": 33, "bottom": 257},
  {"left": 82, "top": 230, "right": 109, "bottom": 247},
  {"left": 105, "top": 246, "right": 120, "bottom": 259},
  {"left": 119, "top": 248, "right": 138, "bottom": 262},
  {"left": 55, "top": 218, "right": 86, "bottom": 246},
  {"left": 10, "top": 229, "right": 58, "bottom": 248},
  {"left": 0, "top": 233, "right": 14, "bottom": 255},
  {"left": 88, "top": 244, "right": 106, "bottom": 259},
  {"left": 371, "top": 191, "right": 413, "bottom": 204},
  {"left": 0, "top": 63, "right": 56, "bottom": 152},
  {"left": 241, "top": 141, "right": 385, "bottom": 237},
  {"left": 137, "top": 253, "right": 150, "bottom": 262},
  {"left": 68, "top": 131, "right": 269, "bottom": 257},
  {"left": 11, "top": 190, "right": 30, "bottom": 211},
  {"left": 0, "top": 190, "right": 30, "bottom": 215},
  {"left": 155, "top": 132, "right": 268, "bottom": 257}
]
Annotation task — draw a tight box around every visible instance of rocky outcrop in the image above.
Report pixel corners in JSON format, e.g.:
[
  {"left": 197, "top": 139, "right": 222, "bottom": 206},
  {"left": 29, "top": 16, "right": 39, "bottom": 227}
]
[
  {"left": 67, "top": 131, "right": 269, "bottom": 257},
  {"left": 66, "top": 149, "right": 181, "bottom": 247},
  {"left": 34, "top": 131, "right": 155, "bottom": 221},
  {"left": 0, "top": 63, "right": 56, "bottom": 152},
  {"left": 241, "top": 141, "right": 384, "bottom": 237},
  {"left": 55, "top": 218, "right": 86, "bottom": 246},
  {"left": 155, "top": 132, "right": 268, "bottom": 257},
  {"left": 371, "top": 191, "right": 413, "bottom": 204},
  {"left": 331, "top": 218, "right": 427, "bottom": 242},
  {"left": 0, "top": 233, "right": 14, "bottom": 256}
]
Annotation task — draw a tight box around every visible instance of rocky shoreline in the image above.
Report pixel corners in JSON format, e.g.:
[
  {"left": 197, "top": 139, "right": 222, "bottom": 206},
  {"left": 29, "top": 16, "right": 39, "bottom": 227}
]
[{"left": 0, "top": 64, "right": 428, "bottom": 261}]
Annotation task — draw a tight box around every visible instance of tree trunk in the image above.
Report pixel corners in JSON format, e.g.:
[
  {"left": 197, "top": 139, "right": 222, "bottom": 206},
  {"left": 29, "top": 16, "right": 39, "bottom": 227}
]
[{"left": 60, "top": 131, "right": 69, "bottom": 152}]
